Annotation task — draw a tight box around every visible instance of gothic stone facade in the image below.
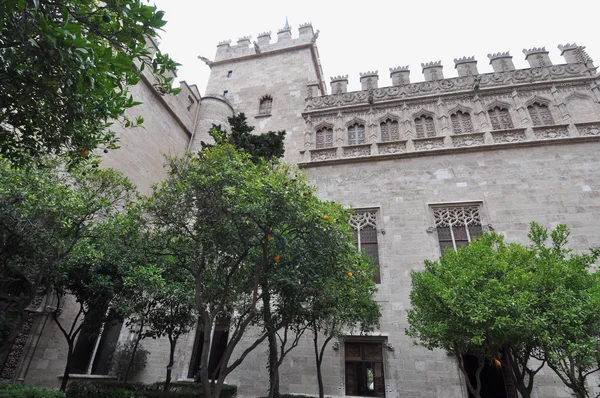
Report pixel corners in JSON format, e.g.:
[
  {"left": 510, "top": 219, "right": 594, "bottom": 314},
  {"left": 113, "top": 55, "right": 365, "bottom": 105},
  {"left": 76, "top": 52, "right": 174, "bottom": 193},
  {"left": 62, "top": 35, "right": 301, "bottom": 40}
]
[{"left": 4, "top": 25, "right": 600, "bottom": 398}]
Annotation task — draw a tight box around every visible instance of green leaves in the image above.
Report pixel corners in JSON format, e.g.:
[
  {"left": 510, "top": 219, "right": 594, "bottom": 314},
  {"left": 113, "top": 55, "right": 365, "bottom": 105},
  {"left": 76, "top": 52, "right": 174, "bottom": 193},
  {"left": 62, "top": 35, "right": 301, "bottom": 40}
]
[{"left": 0, "top": 0, "right": 179, "bottom": 165}]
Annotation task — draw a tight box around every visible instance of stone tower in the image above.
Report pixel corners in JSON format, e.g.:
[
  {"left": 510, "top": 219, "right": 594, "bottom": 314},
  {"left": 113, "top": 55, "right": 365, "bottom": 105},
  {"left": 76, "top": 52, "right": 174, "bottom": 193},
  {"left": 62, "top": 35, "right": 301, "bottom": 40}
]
[{"left": 191, "top": 23, "right": 326, "bottom": 164}]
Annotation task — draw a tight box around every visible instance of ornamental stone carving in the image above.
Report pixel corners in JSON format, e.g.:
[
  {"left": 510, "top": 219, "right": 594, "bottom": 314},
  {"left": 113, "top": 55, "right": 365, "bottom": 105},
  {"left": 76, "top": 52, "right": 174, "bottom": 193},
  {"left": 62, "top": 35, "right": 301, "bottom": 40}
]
[
  {"left": 576, "top": 122, "right": 600, "bottom": 136},
  {"left": 343, "top": 145, "right": 371, "bottom": 158},
  {"left": 491, "top": 129, "right": 528, "bottom": 143},
  {"left": 310, "top": 148, "right": 337, "bottom": 161},
  {"left": 452, "top": 133, "right": 485, "bottom": 148},
  {"left": 532, "top": 125, "right": 569, "bottom": 139},
  {"left": 378, "top": 141, "right": 407, "bottom": 154},
  {"left": 413, "top": 137, "right": 445, "bottom": 151},
  {"left": 0, "top": 318, "right": 34, "bottom": 380}
]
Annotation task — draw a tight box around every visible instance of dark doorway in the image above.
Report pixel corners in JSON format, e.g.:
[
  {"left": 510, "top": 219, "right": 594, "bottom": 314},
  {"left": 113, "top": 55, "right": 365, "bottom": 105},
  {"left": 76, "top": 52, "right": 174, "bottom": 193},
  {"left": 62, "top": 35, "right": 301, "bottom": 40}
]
[
  {"left": 188, "top": 319, "right": 229, "bottom": 380},
  {"left": 463, "top": 355, "right": 509, "bottom": 398},
  {"left": 345, "top": 342, "right": 385, "bottom": 397}
]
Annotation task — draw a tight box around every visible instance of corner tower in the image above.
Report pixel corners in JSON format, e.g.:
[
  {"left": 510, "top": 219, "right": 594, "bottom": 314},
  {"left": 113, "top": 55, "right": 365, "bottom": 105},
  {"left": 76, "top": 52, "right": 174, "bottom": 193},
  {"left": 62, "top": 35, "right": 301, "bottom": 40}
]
[{"left": 191, "top": 23, "right": 326, "bottom": 163}]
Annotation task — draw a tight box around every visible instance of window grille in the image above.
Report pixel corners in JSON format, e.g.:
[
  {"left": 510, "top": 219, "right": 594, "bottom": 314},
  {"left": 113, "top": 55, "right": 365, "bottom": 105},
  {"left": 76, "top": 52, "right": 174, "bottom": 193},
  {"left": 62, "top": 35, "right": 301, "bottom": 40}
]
[
  {"left": 527, "top": 103, "right": 554, "bottom": 126},
  {"left": 488, "top": 107, "right": 513, "bottom": 130},
  {"left": 259, "top": 95, "right": 273, "bottom": 115},
  {"left": 415, "top": 115, "right": 436, "bottom": 138},
  {"left": 380, "top": 119, "right": 400, "bottom": 141},
  {"left": 350, "top": 210, "right": 380, "bottom": 283},
  {"left": 345, "top": 342, "right": 385, "bottom": 396},
  {"left": 348, "top": 123, "right": 366, "bottom": 145},
  {"left": 433, "top": 205, "right": 483, "bottom": 252},
  {"left": 450, "top": 111, "right": 474, "bottom": 134},
  {"left": 315, "top": 127, "right": 333, "bottom": 149}
]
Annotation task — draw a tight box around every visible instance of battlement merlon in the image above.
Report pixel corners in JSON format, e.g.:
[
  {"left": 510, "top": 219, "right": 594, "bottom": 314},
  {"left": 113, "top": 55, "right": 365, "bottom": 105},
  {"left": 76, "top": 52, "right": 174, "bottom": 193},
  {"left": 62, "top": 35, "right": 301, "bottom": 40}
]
[
  {"left": 212, "top": 24, "right": 327, "bottom": 95},
  {"left": 523, "top": 47, "right": 552, "bottom": 68},
  {"left": 454, "top": 56, "right": 479, "bottom": 77},
  {"left": 390, "top": 66, "right": 410, "bottom": 85},
  {"left": 360, "top": 71, "right": 379, "bottom": 90},
  {"left": 421, "top": 61, "right": 443, "bottom": 81},
  {"left": 487, "top": 52, "right": 516, "bottom": 72},
  {"left": 558, "top": 43, "right": 595, "bottom": 67},
  {"left": 330, "top": 75, "right": 349, "bottom": 94}
]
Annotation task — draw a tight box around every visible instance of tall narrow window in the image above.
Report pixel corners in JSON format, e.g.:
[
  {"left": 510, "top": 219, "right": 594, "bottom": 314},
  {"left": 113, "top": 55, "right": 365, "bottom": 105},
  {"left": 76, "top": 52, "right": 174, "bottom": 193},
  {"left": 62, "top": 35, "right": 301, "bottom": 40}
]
[
  {"left": 433, "top": 205, "right": 483, "bottom": 252},
  {"left": 259, "top": 95, "right": 273, "bottom": 115},
  {"left": 488, "top": 107, "right": 513, "bottom": 130},
  {"left": 527, "top": 103, "right": 554, "bottom": 126},
  {"left": 348, "top": 123, "right": 366, "bottom": 145},
  {"left": 70, "top": 316, "right": 123, "bottom": 375},
  {"left": 227, "top": 70, "right": 232, "bottom": 78},
  {"left": 380, "top": 119, "right": 399, "bottom": 141},
  {"left": 345, "top": 342, "right": 385, "bottom": 397},
  {"left": 414, "top": 115, "right": 436, "bottom": 138},
  {"left": 315, "top": 127, "right": 333, "bottom": 149},
  {"left": 450, "top": 111, "right": 474, "bottom": 134},
  {"left": 223, "top": 90, "right": 229, "bottom": 98},
  {"left": 350, "top": 210, "right": 380, "bottom": 284}
]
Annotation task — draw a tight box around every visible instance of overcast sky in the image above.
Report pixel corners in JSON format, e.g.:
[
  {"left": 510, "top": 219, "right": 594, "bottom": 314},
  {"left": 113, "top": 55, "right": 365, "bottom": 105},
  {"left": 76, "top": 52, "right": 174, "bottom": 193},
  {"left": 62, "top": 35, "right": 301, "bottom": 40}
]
[{"left": 151, "top": 0, "right": 600, "bottom": 94}]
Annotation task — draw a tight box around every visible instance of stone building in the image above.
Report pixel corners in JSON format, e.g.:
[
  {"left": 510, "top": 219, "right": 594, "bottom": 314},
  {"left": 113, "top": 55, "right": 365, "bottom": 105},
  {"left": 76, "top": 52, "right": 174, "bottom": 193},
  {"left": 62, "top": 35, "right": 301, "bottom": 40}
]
[{"left": 3, "top": 24, "right": 600, "bottom": 398}]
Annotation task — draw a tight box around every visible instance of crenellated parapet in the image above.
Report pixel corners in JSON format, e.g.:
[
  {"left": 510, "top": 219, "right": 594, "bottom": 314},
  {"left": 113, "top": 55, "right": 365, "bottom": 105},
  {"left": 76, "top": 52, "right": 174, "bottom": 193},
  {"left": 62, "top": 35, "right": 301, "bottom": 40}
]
[
  {"left": 306, "top": 43, "right": 597, "bottom": 111},
  {"left": 213, "top": 23, "right": 320, "bottom": 63}
]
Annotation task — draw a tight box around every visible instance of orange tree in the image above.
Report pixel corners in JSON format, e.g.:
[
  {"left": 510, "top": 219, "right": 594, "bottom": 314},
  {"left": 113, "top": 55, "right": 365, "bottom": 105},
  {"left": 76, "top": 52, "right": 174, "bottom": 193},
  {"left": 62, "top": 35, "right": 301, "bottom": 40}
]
[{"left": 145, "top": 143, "right": 376, "bottom": 398}]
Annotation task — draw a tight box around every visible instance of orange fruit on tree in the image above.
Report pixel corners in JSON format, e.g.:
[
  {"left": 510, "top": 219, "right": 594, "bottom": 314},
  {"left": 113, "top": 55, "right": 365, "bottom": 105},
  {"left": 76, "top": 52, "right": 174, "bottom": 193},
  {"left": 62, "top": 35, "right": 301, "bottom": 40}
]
[
  {"left": 267, "top": 234, "right": 273, "bottom": 240},
  {"left": 347, "top": 272, "right": 353, "bottom": 278},
  {"left": 323, "top": 215, "right": 329, "bottom": 221},
  {"left": 80, "top": 149, "right": 89, "bottom": 157},
  {"left": 274, "top": 254, "right": 280, "bottom": 261}
]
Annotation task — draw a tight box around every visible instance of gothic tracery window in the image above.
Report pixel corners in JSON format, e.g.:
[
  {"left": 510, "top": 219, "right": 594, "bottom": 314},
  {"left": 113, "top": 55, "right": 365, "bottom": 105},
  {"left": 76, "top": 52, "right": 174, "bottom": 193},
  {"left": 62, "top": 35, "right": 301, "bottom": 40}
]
[
  {"left": 527, "top": 103, "right": 554, "bottom": 126},
  {"left": 259, "top": 95, "right": 273, "bottom": 115},
  {"left": 414, "top": 115, "right": 436, "bottom": 138},
  {"left": 450, "top": 111, "right": 474, "bottom": 134},
  {"left": 315, "top": 126, "right": 333, "bottom": 149},
  {"left": 433, "top": 205, "right": 483, "bottom": 252},
  {"left": 347, "top": 123, "right": 366, "bottom": 146},
  {"left": 350, "top": 210, "right": 380, "bottom": 284},
  {"left": 380, "top": 119, "right": 400, "bottom": 141},
  {"left": 488, "top": 107, "right": 513, "bottom": 130}
]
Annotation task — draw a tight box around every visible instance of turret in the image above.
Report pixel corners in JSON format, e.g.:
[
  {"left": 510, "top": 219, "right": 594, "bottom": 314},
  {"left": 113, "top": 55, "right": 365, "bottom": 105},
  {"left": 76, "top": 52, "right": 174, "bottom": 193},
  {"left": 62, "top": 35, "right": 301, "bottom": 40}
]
[
  {"left": 389, "top": 66, "right": 410, "bottom": 85},
  {"left": 454, "top": 56, "right": 478, "bottom": 77},
  {"left": 487, "top": 52, "right": 515, "bottom": 72},
  {"left": 421, "top": 61, "right": 443, "bottom": 81},
  {"left": 360, "top": 71, "right": 378, "bottom": 90},
  {"left": 330, "top": 75, "right": 349, "bottom": 94},
  {"left": 523, "top": 47, "right": 552, "bottom": 68}
]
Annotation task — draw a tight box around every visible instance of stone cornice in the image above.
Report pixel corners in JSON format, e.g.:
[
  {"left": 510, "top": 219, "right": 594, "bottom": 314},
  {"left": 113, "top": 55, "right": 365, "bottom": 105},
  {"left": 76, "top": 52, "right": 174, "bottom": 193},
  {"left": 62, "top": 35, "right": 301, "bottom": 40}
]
[{"left": 298, "top": 135, "right": 600, "bottom": 168}]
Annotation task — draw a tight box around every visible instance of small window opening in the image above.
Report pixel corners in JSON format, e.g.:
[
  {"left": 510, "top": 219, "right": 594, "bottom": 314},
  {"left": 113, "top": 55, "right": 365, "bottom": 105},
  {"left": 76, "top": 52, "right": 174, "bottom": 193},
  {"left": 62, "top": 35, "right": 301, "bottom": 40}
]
[
  {"left": 223, "top": 90, "right": 228, "bottom": 98},
  {"left": 227, "top": 71, "right": 233, "bottom": 78}
]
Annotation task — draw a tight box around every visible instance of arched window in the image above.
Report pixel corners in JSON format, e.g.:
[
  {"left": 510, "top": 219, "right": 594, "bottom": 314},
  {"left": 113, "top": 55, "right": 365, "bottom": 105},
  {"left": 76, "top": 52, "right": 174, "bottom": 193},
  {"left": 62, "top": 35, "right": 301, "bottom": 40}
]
[
  {"left": 347, "top": 123, "right": 365, "bottom": 146},
  {"left": 527, "top": 103, "right": 554, "bottom": 126},
  {"left": 380, "top": 119, "right": 399, "bottom": 141},
  {"left": 415, "top": 115, "right": 436, "bottom": 138},
  {"left": 315, "top": 127, "right": 333, "bottom": 149},
  {"left": 259, "top": 95, "right": 272, "bottom": 115},
  {"left": 450, "top": 111, "right": 474, "bottom": 134},
  {"left": 488, "top": 107, "right": 513, "bottom": 130}
]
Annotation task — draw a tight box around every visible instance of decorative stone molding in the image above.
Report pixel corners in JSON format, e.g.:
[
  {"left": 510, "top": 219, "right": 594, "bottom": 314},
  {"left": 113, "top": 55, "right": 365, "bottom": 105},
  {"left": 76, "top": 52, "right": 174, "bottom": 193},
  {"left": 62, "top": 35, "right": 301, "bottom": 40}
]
[
  {"left": 532, "top": 124, "right": 570, "bottom": 139},
  {"left": 451, "top": 132, "right": 485, "bottom": 148},
  {"left": 377, "top": 140, "right": 407, "bottom": 154},
  {"left": 310, "top": 148, "right": 337, "bottom": 161},
  {"left": 342, "top": 144, "right": 371, "bottom": 158},
  {"left": 413, "top": 136, "right": 445, "bottom": 151},
  {"left": 491, "top": 128, "right": 527, "bottom": 143},
  {"left": 304, "top": 64, "right": 593, "bottom": 110},
  {"left": 575, "top": 122, "right": 600, "bottom": 136}
]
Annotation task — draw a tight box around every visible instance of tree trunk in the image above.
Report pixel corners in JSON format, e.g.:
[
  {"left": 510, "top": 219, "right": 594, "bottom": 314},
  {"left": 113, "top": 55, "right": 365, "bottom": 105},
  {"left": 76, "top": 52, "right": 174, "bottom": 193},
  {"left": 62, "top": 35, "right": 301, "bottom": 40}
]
[
  {"left": 199, "top": 311, "right": 213, "bottom": 398},
  {"left": 60, "top": 341, "right": 74, "bottom": 392},
  {"left": 124, "top": 326, "right": 143, "bottom": 384},
  {"left": 263, "top": 286, "right": 279, "bottom": 398},
  {"left": 312, "top": 327, "right": 325, "bottom": 398},
  {"left": 164, "top": 335, "right": 177, "bottom": 392}
]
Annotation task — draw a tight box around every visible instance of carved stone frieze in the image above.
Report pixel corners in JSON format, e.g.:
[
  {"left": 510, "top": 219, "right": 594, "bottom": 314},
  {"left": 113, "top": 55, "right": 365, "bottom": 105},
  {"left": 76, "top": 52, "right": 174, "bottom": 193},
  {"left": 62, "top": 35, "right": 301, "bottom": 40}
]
[
  {"left": 532, "top": 125, "right": 570, "bottom": 139},
  {"left": 491, "top": 128, "right": 528, "bottom": 143},
  {"left": 413, "top": 136, "right": 445, "bottom": 151},
  {"left": 377, "top": 141, "right": 407, "bottom": 154},
  {"left": 452, "top": 133, "right": 485, "bottom": 148},
  {"left": 304, "top": 64, "right": 593, "bottom": 111},
  {"left": 0, "top": 318, "right": 34, "bottom": 380},
  {"left": 575, "top": 122, "right": 600, "bottom": 136},
  {"left": 310, "top": 148, "right": 337, "bottom": 161},
  {"left": 342, "top": 144, "right": 371, "bottom": 158}
]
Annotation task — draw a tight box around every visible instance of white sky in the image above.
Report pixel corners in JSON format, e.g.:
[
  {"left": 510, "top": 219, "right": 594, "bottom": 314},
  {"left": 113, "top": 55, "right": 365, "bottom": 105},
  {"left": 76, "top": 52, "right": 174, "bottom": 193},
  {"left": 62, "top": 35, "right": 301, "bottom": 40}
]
[{"left": 151, "top": 0, "right": 600, "bottom": 95}]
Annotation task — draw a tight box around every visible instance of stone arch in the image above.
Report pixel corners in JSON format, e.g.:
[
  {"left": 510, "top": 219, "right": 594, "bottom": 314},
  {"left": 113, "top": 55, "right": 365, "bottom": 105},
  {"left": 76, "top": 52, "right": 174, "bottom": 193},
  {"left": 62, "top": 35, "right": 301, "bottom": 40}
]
[
  {"left": 447, "top": 104, "right": 474, "bottom": 115},
  {"left": 345, "top": 117, "right": 367, "bottom": 128},
  {"left": 564, "top": 92, "right": 599, "bottom": 122},
  {"left": 484, "top": 99, "right": 512, "bottom": 112},
  {"left": 523, "top": 95, "right": 553, "bottom": 108},
  {"left": 313, "top": 121, "right": 334, "bottom": 132},
  {"left": 377, "top": 113, "right": 400, "bottom": 124},
  {"left": 411, "top": 108, "right": 437, "bottom": 120}
]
